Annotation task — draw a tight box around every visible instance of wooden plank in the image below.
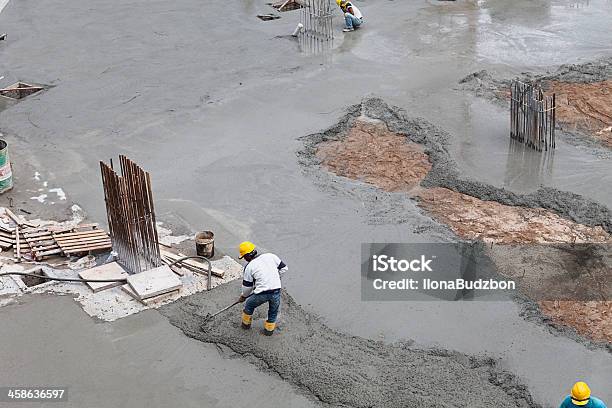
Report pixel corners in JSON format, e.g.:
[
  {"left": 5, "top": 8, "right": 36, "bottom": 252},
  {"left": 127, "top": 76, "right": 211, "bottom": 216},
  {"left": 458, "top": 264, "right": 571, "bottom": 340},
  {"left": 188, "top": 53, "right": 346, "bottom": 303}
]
[
  {"left": 58, "top": 238, "right": 112, "bottom": 247},
  {"left": 0, "top": 235, "right": 14, "bottom": 244},
  {"left": 53, "top": 230, "right": 109, "bottom": 239},
  {"left": 121, "top": 284, "right": 180, "bottom": 306},
  {"left": 14, "top": 226, "right": 20, "bottom": 262},
  {"left": 54, "top": 235, "right": 110, "bottom": 245},
  {"left": 60, "top": 242, "right": 112, "bottom": 251},
  {"left": 126, "top": 265, "right": 182, "bottom": 300},
  {"left": 79, "top": 262, "right": 128, "bottom": 292},
  {"left": 63, "top": 243, "right": 112, "bottom": 254},
  {"left": 160, "top": 257, "right": 185, "bottom": 276}
]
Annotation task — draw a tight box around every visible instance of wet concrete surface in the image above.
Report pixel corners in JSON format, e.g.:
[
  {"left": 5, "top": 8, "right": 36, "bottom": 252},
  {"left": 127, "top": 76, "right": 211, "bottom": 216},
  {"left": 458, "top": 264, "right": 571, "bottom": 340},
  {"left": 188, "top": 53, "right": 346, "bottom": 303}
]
[
  {"left": 0, "top": 295, "right": 319, "bottom": 407},
  {"left": 1, "top": 0, "right": 611, "bottom": 406},
  {"left": 162, "top": 279, "right": 539, "bottom": 408}
]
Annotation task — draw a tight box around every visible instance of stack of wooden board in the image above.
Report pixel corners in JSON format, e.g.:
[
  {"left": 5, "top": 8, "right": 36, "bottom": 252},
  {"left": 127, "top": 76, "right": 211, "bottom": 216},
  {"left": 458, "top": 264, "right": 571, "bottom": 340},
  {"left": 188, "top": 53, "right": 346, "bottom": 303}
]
[
  {"left": 53, "top": 227, "right": 112, "bottom": 256},
  {"left": 0, "top": 208, "right": 113, "bottom": 261},
  {"left": 21, "top": 228, "right": 61, "bottom": 260}
]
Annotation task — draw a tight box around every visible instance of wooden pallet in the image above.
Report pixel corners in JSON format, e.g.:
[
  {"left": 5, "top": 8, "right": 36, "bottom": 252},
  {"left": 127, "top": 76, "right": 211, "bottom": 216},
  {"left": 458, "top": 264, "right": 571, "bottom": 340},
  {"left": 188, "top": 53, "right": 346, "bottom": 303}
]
[
  {"left": 22, "top": 228, "right": 62, "bottom": 260},
  {"left": 53, "top": 228, "right": 112, "bottom": 255}
]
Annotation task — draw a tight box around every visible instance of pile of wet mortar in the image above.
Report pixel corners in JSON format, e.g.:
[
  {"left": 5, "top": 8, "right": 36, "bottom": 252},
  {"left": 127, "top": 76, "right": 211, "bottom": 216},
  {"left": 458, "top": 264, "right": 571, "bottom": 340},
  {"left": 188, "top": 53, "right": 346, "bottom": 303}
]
[{"left": 160, "top": 279, "right": 539, "bottom": 408}]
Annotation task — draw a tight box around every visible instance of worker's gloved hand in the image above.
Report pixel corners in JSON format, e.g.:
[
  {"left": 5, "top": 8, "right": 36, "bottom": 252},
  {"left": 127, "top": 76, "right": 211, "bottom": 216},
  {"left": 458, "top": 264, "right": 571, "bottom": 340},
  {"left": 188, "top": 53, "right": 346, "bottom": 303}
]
[{"left": 238, "top": 296, "right": 247, "bottom": 303}]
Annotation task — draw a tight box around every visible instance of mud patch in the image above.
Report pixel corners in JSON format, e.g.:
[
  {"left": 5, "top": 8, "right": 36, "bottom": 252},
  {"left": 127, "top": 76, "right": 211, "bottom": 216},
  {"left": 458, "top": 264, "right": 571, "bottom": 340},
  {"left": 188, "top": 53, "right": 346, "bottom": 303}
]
[
  {"left": 316, "top": 118, "right": 431, "bottom": 192},
  {"left": 161, "top": 280, "right": 540, "bottom": 408},
  {"left": 545, "top": 80, "right": 612, "bottom": 147},
  {"left": 417, "top": 187, "right": 610, "bottom": 245},
  {"left": 539, "top": 301, "right": 611, "bottom": 344}
]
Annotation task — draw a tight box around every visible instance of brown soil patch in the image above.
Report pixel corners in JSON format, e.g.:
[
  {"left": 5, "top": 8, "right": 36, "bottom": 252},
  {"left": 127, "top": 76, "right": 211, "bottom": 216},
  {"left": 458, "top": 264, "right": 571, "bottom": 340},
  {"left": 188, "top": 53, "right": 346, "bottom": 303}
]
[
  {"left": 316, "top": 119, "right": 611, "bottom": 343},
  {"left": 539, "top": 301, "right": 612, "bottom": 343},
  {"left": 546, "top": 80, "right": 612, "bottom": 146},
  {"left": 417, "top": 187, "right": 610, "bottom": 244},
  {"left": 316, "top": 119, "right": 432, "bottom": 192}
]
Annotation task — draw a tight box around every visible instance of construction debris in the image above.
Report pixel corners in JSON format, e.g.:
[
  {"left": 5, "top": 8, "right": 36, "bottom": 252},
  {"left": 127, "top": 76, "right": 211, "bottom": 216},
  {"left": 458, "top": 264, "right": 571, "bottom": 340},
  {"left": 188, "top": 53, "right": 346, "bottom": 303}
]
[
  {"left": 100, "top": 156, "right": 161, "bottom": 274},
  {"left": 257, "top": 13, "right": 280, "bottom": 21},
  {"left": 160, "top": 248, "right": 225, "bottom": 278},
  {"left": 0, "top": 207, "right": 112, "bottom": 261},
  {"left": 0, "top": 82, "right": 43, "bottom": 100}
]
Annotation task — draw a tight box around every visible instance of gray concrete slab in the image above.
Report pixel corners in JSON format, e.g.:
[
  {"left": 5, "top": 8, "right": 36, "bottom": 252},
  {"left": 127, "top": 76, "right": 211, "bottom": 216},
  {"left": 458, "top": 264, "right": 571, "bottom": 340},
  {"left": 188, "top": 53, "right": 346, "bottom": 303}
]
[
  {"left": 0, "top": 0, "right": 611, "bottom": 407},
  {"left": 0, "top": 294, "right": 319, "bottom": 408}
]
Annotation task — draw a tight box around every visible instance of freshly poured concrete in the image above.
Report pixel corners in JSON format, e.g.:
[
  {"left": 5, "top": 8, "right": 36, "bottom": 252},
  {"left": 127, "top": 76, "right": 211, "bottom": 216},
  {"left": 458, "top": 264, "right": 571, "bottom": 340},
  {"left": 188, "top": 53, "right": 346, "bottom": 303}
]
[
  {"left": 0, "top": 295, "right": 318, "bottom": 407},
  {"left": 1, "top": 0, "right": 611, "bottom": 406}
]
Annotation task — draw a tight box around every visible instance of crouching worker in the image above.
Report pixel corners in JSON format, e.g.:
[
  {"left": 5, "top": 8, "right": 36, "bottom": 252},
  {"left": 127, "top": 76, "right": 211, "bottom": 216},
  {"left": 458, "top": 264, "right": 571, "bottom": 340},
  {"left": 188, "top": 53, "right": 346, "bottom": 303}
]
[
  {"left": 238, "top": 241, "right": 288, "bottom": 336},
  {"left": 336, "top": 0, "right": 363, "bottom": 32}
]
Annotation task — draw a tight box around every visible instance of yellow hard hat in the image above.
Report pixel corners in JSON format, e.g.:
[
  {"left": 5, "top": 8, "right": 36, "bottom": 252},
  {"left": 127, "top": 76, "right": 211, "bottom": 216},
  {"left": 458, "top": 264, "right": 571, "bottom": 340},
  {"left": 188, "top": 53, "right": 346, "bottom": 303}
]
[
  {"left": 238, "top": 241, "right": 256, "bottom": 259},
  {"left": 571, "top": 382, "right": 591, "bottom": 406},
  {"left": 336, "top": 0, "right": 346, "bottom": 6}
]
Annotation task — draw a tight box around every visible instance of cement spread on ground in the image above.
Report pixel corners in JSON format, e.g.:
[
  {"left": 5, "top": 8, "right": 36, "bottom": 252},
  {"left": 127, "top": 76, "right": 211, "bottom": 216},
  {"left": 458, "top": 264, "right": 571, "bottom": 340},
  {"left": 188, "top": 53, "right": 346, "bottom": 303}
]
[
  {"left": 161, "top": 279, "right": 540, "bottom": 408},
  {"left": 459, "top": 57, "right": 612, "bottom": 148},
  {"left": 300, "top": 98, "right": 611, "bottom": 347}
]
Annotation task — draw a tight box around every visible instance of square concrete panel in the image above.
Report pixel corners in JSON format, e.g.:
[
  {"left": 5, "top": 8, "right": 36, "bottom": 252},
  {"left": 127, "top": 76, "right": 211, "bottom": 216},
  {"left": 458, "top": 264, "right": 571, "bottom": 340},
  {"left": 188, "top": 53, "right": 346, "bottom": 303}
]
[
  {"left": 126, "top": 265, "right": 182, "bottom": 300},
  {"left": 79, "top": 262, "right": 128, "bottom": 293}
]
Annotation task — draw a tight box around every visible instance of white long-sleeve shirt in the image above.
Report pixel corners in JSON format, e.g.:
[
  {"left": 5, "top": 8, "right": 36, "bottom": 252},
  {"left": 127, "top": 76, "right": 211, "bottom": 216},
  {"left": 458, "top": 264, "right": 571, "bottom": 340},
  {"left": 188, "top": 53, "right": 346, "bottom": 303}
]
[{"left": 241, "top": 253, "right": 288, "bottom": 297}]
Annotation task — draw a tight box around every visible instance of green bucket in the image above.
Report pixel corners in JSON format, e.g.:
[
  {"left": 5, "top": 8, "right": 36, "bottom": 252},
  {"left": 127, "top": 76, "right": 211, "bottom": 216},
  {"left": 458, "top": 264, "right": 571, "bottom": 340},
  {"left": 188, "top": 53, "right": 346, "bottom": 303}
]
[{"left": 0, "top": 140, "right": 13, "bottom": 194}]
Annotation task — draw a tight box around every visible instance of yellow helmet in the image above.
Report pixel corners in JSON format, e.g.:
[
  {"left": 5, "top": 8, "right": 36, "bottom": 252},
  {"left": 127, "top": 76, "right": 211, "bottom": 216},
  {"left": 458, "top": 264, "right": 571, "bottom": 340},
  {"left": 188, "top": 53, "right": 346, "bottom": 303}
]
[
  {"left": 238, "top": 241, "right": 256, "bottom": 259},
  {"left": 336, "top": 0, "right": 346, "bottom": 6},
  {"left": 571, "top": 382, "right": 591, "bottom": 406}
]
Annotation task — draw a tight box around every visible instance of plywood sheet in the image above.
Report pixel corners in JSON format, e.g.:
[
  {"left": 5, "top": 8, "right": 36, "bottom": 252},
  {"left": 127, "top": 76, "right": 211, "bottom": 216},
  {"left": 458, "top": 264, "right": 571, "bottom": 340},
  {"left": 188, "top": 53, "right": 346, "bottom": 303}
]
[
  {"left": 79, "top": 262, "right": 128, "bottom": 292},
  {"left": 126, "top": 265, "right": 182, "bottom": 300}
]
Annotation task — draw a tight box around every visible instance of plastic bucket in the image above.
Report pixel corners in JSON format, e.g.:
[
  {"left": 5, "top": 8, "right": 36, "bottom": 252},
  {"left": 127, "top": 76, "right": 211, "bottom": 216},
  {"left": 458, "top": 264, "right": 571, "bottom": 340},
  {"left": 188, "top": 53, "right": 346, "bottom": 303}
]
[
  {"left": 0, "top": 139, "right": 13, "bottom": 194},
  {"left": 195, "top": 231, "right": 214, "bottom": 258}
]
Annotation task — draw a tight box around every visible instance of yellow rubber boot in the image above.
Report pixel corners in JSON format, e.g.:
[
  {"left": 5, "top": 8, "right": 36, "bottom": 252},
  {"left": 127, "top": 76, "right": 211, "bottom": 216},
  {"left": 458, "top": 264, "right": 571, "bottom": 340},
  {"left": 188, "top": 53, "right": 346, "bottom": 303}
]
[
  {"left": 263, "top": 321, "right": 276, "bottom": 336},
  {"left": 241, "top": 312, "right": 252, "bottom": 329}
]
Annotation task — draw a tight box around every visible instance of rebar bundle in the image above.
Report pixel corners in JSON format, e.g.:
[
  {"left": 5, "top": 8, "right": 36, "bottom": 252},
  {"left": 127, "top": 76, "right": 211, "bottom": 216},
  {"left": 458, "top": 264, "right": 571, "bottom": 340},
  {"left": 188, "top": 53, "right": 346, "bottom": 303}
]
[
  {"left": 100, "top": 156, "right": 161, "bottom": 274},
  {"left": 299, "top": 0, "right": 333, "bottom": 52},
  {"left": 510, "top": 80, "right": 556, "bottom": 151}
]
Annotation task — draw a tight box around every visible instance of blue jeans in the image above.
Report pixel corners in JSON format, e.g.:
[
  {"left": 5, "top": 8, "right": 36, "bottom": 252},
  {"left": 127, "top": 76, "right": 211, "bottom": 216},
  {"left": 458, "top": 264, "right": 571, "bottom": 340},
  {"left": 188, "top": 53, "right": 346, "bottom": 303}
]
[
  {"left": 244, "top": 289, "right": 281, "bottom": 323},
  {"left": 345, "top": 13, "right": 362, "bottom": 29}
]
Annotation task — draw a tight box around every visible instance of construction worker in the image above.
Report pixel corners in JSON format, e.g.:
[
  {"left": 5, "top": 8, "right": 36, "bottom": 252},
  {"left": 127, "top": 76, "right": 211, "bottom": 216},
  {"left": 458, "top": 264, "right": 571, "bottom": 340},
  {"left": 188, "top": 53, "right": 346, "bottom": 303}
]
[
  {"left": 336, "top": 0, "right": 363, "bottom": 32},
  {"left": 559, "top": 382, "right": 607, "bottom": 408},
  {"left": 237, "top": 241, "right": 288, "bottom": 336}
]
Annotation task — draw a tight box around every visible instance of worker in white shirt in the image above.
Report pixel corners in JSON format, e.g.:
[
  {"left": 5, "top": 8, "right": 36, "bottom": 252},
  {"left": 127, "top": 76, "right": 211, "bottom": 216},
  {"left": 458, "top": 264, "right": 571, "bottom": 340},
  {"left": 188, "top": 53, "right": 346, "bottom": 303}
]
[
  {"left": 238, "top": 241, "right": 288, "bottom": 336},
  {"left": 336, "top": 0, "right": 363, "bottom": 32}
]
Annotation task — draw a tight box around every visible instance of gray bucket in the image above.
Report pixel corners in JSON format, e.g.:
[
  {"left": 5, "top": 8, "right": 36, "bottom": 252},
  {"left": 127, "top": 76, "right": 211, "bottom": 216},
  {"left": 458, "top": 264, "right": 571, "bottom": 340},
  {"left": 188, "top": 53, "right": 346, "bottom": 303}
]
[{"left": 195, "top": 231, "right": 214, "bottom": 258}]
